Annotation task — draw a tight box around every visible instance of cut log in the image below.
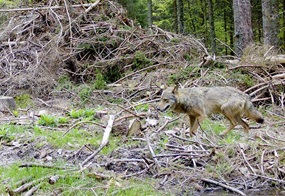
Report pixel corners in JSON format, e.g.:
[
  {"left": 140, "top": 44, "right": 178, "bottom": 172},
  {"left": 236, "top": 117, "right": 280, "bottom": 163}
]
[{"left": 0, "top": 96, "right": 16, "bottom": 111}]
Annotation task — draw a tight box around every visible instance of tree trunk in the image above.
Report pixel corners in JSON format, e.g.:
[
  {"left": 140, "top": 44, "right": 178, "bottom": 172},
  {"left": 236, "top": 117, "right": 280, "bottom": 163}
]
[
  {"left": 233, "top": 0, "right": 254, "bottom": 56},
  {"left": 147, "top": 0, "right": 153, "bottom": 28},
  {"left": 223, "top": 3, "right": 228, "bottom": 55},
  {"left": 208, "top": 0, "right": 216, "bottom": 54},
  {"left": 262, "top": 0, "right": 279, "bottom": 47},
  {"left": 176, "top": 0, "right": 184, "bottom": 34},
  {"left": 0, "top": 96, "right": 16, "bottom": 112},
  {"left": 187, "top": 0, "right": 197, "bottom": 37},
  {"left": 283, "top": 0, "right": 285, "bottom": 49}
]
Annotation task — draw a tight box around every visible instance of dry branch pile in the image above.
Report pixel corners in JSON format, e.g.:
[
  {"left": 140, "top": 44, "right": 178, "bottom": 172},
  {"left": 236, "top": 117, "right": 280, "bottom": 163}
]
[
  {"left": 0, "top": 0, "right": 207, "bottom": 97},
  {"left": 0, "top": 1, "right": 285, "bottom": 195}
]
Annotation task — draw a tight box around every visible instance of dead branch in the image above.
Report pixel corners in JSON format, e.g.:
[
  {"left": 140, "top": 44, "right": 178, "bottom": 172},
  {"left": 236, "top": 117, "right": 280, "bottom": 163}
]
[
  {"left": 63, "top": 120, "right": 105, "bottom": 136},
  {"left": 10, "top": 176, "right": 49, "bottom": 195},
  {"left": 145, "top": 132, "right": 160, "bottom": 170},
  {"left": 81, "top": 115, "right": 115, "bottom": 167},
  {"left": 239, "top": 144, "right": 256, "bottom": 174},
  {"left": 0, "top": 4, "right": 93, "bottom": 12},
  {"left": 202, "top": 178, "right": 246, "bottom": 196}
]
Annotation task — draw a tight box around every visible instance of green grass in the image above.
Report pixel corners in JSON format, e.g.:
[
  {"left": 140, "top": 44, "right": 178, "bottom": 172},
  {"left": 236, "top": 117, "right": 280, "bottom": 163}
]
[
  {"left": 0, "top": 163, "right": 168, "bottom": 195},
  {"left": 33, "top": 126, "right": 101, "bottom": 149},
  {"left": 14, "top": 94, "right": 33, "bottom": 109},
  {"left": 134, "top": 103, "right": 149, "bottom": 112},
  {"left": 109, "top": 178, "right": 168, "bottom": 196},
  {"left": 0, "top": 124, "right": 27, "bottom": 142},
  {"left": 0, "top": 162, "right": 72, "bottom": 194},
  {"left": 69, "top": 108, "right": 95, "bottom": 119},
  {"left": 201, "top": 118, "right": 226, "bottom": 135}
]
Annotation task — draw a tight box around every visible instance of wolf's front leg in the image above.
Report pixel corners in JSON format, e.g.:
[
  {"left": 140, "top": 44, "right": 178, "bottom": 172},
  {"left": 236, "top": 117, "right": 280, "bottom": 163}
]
[{"left": 189, "top": 116, "right": 198, "bottom": 136}]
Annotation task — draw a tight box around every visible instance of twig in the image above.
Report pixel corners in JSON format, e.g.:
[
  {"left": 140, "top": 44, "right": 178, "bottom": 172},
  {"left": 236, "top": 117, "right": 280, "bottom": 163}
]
[
  {"left": 261, "top": 150, "right": 266, "bottom": 175},
  {"left": 239, "top": 144, "right": 256, "bottom": 174},
  {"left": 115, "top": 113, "right": 147, "bottom": 122},
  {"left": 115, "top": 104, "right": 141, "bottom": 118},
  {"left": 19, "top": 163, "right": 76, "bottom": 170},
  {"left": 113, "top": 63, "right": 163, "bottom": 84},
  {"left": 11, "top": 176, "right": 48, "bottom": 195},
  {"left": 155, "top": 117, "right": 180, "bottom": 133},
  {"left": 202, "top": 178, "right": 246, "bottom": 196},
  {"left": 63, "top": 120, "right": 105, "bottom": 136},
  {"left": 265, "top": 129, "right": 285, "bottom": 143},
  {"left": 63, "top": 0, "right": 73, "bottom": 42},
  {"left": 23, "top": 183, "right": 42, "bottom": 196},
  {"left": 81, "top": 115, "right": 115, "bottom": 166},
  {"left": 170, "top": 133, "right": 219, "bottom": 148},
  {"left": 145, "top": 132, "right": 160, "bottom": 170},
  {"left": 0, "top": 4, "right": 94, "bottom": 12},
  {"left": 153, "top": 152, "right": 207, "bottom": 158},
  {"left": 250, "top": 173, "right": 285, "bottom": 184},
  {"left": 122, "top": 167, "right": 150, "bottom": 178}
]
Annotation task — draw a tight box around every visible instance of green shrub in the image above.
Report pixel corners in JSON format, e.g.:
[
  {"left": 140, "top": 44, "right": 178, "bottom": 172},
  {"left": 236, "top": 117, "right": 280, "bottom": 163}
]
[
  {"left": 93, "top": 72, "right": 107, "bottom": 90},
  {"left": 78, "top": 86, "right": 92, "bottom": 103},
  {"left": 133, "top": 51, "right": 151, "bottom": 70},
  {"left": 14, "top": 94, "right": 32, "bottom": 108},
  {"left": 38, "top": 114, "right": 58, "bottom": 127}
]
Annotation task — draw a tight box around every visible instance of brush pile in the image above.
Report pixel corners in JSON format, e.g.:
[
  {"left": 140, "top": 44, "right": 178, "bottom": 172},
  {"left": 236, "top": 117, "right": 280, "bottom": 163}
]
[{"left": 0, "top": 0, "right": 207, "bottom": 97}]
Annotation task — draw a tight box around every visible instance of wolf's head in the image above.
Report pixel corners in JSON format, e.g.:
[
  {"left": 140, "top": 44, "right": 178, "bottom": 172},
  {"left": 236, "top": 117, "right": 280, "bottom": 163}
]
[{"left": 157, "top": 85, "right": 179, "bottom": 112}]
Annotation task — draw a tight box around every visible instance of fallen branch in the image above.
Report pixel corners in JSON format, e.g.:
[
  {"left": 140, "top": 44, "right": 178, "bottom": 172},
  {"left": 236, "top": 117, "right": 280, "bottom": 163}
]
[
  {"left": 145, "top": 132, "right": 160, "bottom": 170},
  {"left": 63, "top": 120, "right": 105, "bottom": 136},
  {"left": 202, "top": 178, "right": 246, "bottom": 196},
  {"left": 0, "top": 3, "right": 94, "bottom": 12},
  {"left": 81, "top": 115, "right": 115, "bottom": 167},
  {"left": 250, "top": 173, "right": 285, "bottom": 184},
  {"left": 239, "top": 144, "right": 256, "bottom": 174},
  {"left": 19, "top": 163, "right": 76, "bottom": 170},
  {"left": 9, "top": 176, "right": 48, "bottom": 195},
  {"left": 23, "top": 183, "right": 42, "bottom": 196}
]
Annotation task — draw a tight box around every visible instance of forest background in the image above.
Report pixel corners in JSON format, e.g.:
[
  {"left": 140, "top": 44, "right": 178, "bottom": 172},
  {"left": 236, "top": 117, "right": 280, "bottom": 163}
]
[{"left": 118, "top": 0, "right": 282, "bottom": 56}]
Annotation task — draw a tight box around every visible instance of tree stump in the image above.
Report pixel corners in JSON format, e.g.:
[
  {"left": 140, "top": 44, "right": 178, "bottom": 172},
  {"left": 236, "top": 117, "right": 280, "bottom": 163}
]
[{"left": 0, "top": 96, "right": 16, "bottom": 111}]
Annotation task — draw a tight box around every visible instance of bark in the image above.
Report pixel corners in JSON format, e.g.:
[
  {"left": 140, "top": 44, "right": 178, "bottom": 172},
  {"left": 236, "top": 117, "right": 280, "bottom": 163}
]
[
  {"left": 233, "top": 0, "right": 254, "bottom": 56},
  {"left": 208, "top": 0, "right": 216, "bottom": 54},
  {"left": 262, "top": 0, "right": 279, "bottom": 47},
  {"left": 283, "top": 0, "right": 285, "bottom": 48},
  {"left": 223, "top": 3, "right": 228, "bottom": 55},
  {"left": 176, "top": 0, "right": 184, "bottom": 34},
  {"left": 147, "top": 0, "right": 153, "bottom": 28}
]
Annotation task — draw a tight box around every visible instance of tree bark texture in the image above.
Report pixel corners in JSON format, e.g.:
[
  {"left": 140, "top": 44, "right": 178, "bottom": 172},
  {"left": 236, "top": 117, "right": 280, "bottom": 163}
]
[
  {"left": 262, "top": 0, "right": 279, "bottom": 47},
  {"left": 208, "top": 0, "right": 216, "bottom": 54},
  {"left": 233, "top": 0, "right": 254, "bottom": 56},
  {"left": 147, "top": 0, "right": 153, "bottom": 28},
  {"left": 176, "top": 0, "right": 184, "bottom": 34}
]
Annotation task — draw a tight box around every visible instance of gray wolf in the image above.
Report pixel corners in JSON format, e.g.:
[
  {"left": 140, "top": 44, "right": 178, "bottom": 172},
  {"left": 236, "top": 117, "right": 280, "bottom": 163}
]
[{"left": 157, "top": 85, "right": 264, "bottom": 136}]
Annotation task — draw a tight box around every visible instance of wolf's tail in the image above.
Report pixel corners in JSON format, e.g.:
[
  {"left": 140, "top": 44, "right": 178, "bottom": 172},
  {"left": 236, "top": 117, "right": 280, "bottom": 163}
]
[{"left": 245, "top": 100, "right": 264, "bottom": 124}]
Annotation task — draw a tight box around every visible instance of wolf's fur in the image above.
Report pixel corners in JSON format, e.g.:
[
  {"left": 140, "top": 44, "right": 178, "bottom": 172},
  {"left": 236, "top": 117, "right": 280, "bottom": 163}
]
[{"left": 157, "top": 85, "right": 264, "bottom": 136}]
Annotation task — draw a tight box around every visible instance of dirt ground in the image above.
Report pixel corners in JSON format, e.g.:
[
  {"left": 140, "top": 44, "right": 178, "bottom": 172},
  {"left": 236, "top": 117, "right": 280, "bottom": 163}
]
[{"left": 1, "top": 82, "right": 285, "bottom": 195}]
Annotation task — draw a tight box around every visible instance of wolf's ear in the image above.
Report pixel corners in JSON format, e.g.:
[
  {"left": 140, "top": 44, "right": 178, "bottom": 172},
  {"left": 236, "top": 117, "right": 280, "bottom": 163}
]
[{"left": 172, "top": 85, "right": 179, "bottom": 94}]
